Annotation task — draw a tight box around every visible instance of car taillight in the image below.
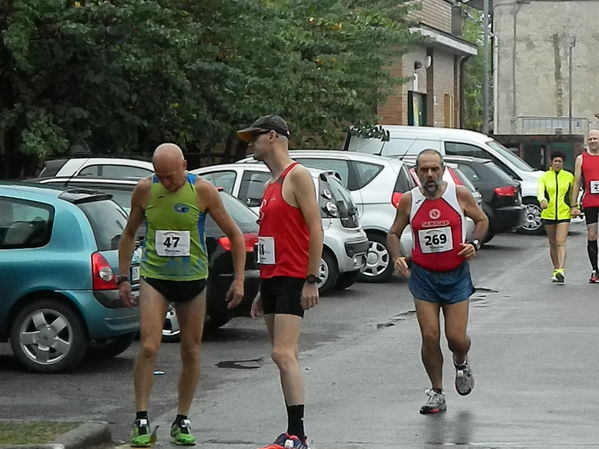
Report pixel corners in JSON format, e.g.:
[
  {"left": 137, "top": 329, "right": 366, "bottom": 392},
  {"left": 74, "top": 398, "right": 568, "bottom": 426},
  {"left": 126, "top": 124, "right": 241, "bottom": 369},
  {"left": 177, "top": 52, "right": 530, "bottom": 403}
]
[
  {"left": 495, "top": 185, "right": 518, "bottom": 197},
  {"left": 391, "top": 192, "right": 403, "bottom": 208},
  {"left": 92, "top": 252, "right": 117, "bottom": 290},
  {"left": 218, "top": 232, "right": 258, "bottom": 252},
  {"left": 448, "top": 168, "right": 462, "bottom": 185}
]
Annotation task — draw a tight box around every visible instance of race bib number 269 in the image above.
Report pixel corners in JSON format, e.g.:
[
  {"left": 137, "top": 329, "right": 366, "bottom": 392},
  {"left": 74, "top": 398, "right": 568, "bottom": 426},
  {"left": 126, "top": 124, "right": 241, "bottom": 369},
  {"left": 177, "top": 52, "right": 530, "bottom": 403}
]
[{"left": 418, "top": 227, "right": 453, "bottom": 254}]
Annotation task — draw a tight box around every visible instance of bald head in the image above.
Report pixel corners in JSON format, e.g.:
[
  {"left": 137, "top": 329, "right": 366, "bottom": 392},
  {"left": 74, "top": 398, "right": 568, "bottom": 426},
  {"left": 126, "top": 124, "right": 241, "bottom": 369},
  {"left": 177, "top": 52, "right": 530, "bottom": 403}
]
[
  {"left": 588, "top": 130, "right": 599, "bottom": 153},
  {"left": 152, "top": 143, "right": 187, "bottom": 191}
]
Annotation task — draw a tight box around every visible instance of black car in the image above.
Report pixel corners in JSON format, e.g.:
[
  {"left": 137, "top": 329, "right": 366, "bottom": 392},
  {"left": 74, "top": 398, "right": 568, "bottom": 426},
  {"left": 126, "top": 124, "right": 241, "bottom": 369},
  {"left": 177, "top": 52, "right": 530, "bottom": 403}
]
[
  {"left": 443, "top": 156, "right": 526, "bottom": 242},
  {"left": 35, "top": 177, "right": 260, "bottom": 339}
]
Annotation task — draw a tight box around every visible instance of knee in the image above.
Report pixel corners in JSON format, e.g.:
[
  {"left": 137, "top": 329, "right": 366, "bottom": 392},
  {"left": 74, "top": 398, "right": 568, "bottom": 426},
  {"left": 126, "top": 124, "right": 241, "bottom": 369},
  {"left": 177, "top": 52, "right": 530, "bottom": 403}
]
[
  {"left": 446, "top": 333, "right": 469, "bottom": 353},
  {"left": 421, "top": 329, "right": 440, "bottom": 347},
  {"left": 139, "top": 341, "right": 160, "bottom": 360},
  {"left": 271, "top": 348, "right": 297, "bottom": 370},
  {"left": 180, "top": 345, "right": 201, "bottom": 365}
]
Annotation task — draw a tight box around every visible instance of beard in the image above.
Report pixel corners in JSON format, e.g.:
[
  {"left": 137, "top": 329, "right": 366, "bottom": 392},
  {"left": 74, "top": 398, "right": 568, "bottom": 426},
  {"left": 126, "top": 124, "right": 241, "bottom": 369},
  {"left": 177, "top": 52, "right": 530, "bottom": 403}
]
[{"left": 423, "top": 180, "right": 440, "bottom": 194}]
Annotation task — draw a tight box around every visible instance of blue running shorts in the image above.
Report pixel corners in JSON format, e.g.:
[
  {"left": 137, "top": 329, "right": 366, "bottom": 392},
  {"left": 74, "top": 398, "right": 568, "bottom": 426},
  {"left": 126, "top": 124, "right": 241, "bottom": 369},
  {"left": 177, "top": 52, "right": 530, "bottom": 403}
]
[{"left": 408, "top": 262, "right": 474, "bottom": 304}]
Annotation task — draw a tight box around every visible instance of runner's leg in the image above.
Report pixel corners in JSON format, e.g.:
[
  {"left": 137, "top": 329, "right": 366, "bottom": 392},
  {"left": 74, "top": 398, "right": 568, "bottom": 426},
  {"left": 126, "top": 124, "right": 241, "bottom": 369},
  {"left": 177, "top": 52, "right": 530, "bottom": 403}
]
[
  {"left": 442, "top": 300, "right": 471, "bottom": 365},
  {"left": 134, "top": 280, "right": 169, "bottom": 413},
  {"left": 555, "top": 222, "right": 569, "bottom": 270},
  {"left": 544, "top": 223, "right": 558, "bottom": 270},
  {"left": 414, "top": 299, "right": 443, "bottom": 390}
]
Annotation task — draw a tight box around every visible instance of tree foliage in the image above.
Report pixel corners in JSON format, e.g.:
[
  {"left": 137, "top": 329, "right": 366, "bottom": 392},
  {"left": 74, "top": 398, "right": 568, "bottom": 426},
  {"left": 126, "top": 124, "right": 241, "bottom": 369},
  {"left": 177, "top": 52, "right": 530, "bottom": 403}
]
[{"left": 0, "top": 0, "right": 419, "bottom": 176}]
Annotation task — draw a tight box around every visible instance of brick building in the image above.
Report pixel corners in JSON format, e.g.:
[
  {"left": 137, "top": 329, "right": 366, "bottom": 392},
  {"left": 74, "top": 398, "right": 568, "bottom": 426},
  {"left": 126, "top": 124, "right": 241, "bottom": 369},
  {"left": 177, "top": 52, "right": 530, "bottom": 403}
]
[{"left": 377, "top": 0, "right": 477, "bottom": 128}]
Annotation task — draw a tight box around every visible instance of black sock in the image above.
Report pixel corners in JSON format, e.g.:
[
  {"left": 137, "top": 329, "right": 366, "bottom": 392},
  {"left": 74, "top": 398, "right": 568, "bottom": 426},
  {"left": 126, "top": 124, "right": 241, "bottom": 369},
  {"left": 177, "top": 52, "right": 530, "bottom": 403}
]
[
  {"left": 136, "top": 411, "right": 148, "bottom": 421},
  {"left": 173, "top": 415, "right": 190, "bottom": 433},
  {"left": 286, "top": 404, "right": 305, "bottom": 439},
  {"left": 588, "top": 240, "right": 598, "bottom": 271}
]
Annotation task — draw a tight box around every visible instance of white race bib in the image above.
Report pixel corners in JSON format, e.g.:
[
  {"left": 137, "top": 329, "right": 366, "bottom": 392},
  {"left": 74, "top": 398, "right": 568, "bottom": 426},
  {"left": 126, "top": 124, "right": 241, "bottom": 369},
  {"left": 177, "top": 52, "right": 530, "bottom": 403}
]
[
  {"left": 590, "top": 181, "right": 599, "bottom": 194},
  {"left": 418, "top": 227, "right": 453, "bottom": 254},
  {"left": 257, "top": 236, "right": 276, "bottom": 265},
  {"left": 155, "top": 230, "right": 190, "bottom": 257}
]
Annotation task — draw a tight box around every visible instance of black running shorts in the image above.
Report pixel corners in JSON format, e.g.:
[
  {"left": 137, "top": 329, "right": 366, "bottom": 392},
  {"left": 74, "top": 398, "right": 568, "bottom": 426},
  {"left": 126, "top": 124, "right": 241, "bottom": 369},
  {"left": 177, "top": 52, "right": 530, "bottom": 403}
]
[
  {"left": 585, "top": 207, "right": 599, "bottom": 225},
  {"left": 260, "top": 276, "right": 305, "bottom": 317},
  {"left": 142, "top": 277, "right": 207, "bottom": 303}
]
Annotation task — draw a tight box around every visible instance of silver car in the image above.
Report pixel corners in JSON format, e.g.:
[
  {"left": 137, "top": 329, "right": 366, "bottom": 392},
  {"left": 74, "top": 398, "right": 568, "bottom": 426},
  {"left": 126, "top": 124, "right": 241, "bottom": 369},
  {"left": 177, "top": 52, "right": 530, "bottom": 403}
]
[{"left": 191, "top": 163, "right": 369, "bottom": 294}]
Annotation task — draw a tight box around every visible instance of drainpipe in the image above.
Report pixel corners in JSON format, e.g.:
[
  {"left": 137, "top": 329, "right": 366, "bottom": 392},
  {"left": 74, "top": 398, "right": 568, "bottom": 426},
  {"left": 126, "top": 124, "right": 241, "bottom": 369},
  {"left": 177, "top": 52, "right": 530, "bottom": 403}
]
[{"left": 459, "top": 55, "right": 472, "bottom": 128}]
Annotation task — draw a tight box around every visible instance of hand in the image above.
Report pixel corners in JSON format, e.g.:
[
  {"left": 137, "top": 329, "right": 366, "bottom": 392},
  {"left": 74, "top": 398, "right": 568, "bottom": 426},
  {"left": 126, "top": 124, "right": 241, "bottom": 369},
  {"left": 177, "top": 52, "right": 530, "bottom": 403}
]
[
  {"left": 393, "top": 256, "right": 410, "bottom": 277},
  {"left": 301, "top": 282, "right": 319, "bottom": 310},
  {"left": 119, "top": 281, "right": 137, "bottom": 308},
  {"left": 225, "top": 279, "right": 244, "bottom": 310},
  {"left": 458, "top": 242, "right": 477, "bottom": 260},
  {"left": 540, "top": 200, "right": 548, "bottom": 210},
  {"left": 250, "top": 294, "right": 264, "bottom": 319},
  {"left": 571, "top": 206, "right": 581, "bottom": 217}
]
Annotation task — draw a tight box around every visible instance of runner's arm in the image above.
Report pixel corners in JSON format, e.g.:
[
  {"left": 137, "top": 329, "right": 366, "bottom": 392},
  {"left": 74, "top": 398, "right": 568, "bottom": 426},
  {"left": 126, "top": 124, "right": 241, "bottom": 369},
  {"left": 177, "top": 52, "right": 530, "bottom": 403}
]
[
  {"left": 387, "top": 193, "right": 411, "bottom": 276},
  {"left": 196, "top": 180, "right": 245, "bottom": 283},
  {"left": 118, "top": 179, "right": 149, "bottom": 278},
  {"left": 457, "top": 185, "right": 488, "bottom": 244},
  {"left": 571, "top": 154, "right": 582, "bottom": 208},
  {"left": 537, "top": 172, "right": 548, "bottom": 205},
  {"left": 292, "top": 168, "right": 323, "bottom": 278}
]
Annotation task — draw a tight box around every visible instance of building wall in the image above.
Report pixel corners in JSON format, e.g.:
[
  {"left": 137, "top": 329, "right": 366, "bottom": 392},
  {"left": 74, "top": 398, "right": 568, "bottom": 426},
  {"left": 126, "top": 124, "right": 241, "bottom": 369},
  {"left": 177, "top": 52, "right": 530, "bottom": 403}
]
[
  {"left": 406, "top": 0, "right": 454, "bottom": 33},
  {"left": 494, "top": 0, "right": 599, "bottom": 135},
  {"left": 378, "top": 0, "right": 467, "bottom": 127}
]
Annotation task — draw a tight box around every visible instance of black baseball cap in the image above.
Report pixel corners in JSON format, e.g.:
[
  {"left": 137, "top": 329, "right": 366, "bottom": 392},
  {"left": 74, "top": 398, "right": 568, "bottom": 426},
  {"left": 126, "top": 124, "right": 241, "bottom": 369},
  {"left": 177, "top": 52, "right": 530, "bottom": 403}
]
[{"left": 237, "top": 115, "right": 290, "bottom": 142}]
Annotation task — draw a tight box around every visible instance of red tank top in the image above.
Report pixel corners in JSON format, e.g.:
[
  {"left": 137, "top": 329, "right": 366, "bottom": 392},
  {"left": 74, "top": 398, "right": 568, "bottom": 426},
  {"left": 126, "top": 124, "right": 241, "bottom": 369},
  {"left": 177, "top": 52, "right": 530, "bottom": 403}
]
[
  {"left": 410, "top": 183, "right": 466, "bottom": 272},
  {"left": 581, "top": 152, "right": 599, "bottom": 208},
  {"left": 258, "top": 162, "right": 310, "bottom": 279}
]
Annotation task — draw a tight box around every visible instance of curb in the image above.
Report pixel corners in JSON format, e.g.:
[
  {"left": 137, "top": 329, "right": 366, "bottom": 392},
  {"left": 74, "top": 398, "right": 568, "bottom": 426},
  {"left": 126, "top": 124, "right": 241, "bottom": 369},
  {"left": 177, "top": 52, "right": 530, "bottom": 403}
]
[{"left": 0, "top": 422, "right": 112, "bottom": 449}]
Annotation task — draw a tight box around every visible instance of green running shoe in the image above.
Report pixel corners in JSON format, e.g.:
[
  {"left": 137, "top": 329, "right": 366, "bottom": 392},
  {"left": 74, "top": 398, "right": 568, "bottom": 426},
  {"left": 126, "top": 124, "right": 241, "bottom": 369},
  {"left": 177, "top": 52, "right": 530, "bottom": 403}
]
[
  {"left": 170, "top": 419, "right": 197, "bottom": 446},
  {"left": 130, "top": 419, "right": 152, "bottom": 448}
]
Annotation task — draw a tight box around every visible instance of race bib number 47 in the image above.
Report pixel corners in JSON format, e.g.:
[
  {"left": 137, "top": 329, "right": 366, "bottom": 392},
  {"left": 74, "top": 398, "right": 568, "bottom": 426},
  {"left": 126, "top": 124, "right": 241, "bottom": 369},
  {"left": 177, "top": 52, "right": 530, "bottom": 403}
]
[
  {"left": 418, "top": 227, "right": 453, "bottom": 254},
  {"left": 156, "top": 230, "right": 190, "bottom": 257},
  {"left": 257, "top": 236, "right": 276, "bottom": 265}
]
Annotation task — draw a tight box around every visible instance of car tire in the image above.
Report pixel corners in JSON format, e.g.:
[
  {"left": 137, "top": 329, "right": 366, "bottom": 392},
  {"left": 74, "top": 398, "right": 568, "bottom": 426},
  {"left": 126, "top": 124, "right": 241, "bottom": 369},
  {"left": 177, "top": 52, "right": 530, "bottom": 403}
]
[
  {"left": 87, "top": 332, "right": 136, "bottom": 359},
  {"left": 10, "top": 299, "right": 88, "bottom": 373},
  {"left": 318, "top": 250, "right": 338, "bottom": 295},
  {"left": 162, "top": 303, "right": 181, "bottom": 343},
  {"left": 358, "top": 233, "right": 394, "bottom": 283},
  {"left": 519, "top": 198, "right": 545, "bottom": 235},
  {"left": 334, "top": 270, "right": 360, "bottom": 290}
]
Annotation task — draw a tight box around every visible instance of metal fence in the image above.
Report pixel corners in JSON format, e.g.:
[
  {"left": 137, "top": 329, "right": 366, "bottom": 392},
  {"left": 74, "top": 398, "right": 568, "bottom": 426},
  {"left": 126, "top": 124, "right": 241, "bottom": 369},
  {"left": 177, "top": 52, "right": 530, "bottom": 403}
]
[{"left": 512, "top": 116, "right": 589, "bottom": 135}]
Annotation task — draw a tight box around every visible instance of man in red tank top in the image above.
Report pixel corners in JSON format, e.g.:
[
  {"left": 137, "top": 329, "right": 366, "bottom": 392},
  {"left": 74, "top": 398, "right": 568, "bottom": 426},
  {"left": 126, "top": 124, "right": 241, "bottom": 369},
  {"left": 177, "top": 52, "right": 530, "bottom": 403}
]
[
  {"left": 571, "top": 130, "right": 599, "bottom": 282},
  {"left": 237, "top": 115, "right": 323, "bottom": 449},
  {"left": 387, "top": 150, "right": 488, "bottom": 415}
]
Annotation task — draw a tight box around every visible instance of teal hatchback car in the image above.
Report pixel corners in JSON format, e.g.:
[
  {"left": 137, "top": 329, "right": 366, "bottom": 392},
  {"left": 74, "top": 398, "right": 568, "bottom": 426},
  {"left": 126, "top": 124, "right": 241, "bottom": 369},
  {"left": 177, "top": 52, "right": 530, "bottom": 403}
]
[{"left": 0, "top": 182, "right": 141, "bottom": 373}]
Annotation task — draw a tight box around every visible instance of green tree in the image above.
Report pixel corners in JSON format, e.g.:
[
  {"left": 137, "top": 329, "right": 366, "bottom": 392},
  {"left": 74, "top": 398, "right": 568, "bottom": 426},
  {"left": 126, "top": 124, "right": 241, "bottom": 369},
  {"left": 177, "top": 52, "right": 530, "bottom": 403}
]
[{"left": 0, "top": 0, "right": 420, "bottom": 177}]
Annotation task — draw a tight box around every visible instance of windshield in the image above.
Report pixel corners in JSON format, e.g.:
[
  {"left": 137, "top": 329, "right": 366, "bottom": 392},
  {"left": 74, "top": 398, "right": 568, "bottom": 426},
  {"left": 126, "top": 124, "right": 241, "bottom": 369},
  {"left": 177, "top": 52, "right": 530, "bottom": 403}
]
[
  {"left": 78, "top": 199, "right": 128, "bottom": 251},
  {"left": 486, "top": 140, "right": 535, "bottom": 172},
  {"left": 205, "top": 192, "right": 259, "bottom": 236}
]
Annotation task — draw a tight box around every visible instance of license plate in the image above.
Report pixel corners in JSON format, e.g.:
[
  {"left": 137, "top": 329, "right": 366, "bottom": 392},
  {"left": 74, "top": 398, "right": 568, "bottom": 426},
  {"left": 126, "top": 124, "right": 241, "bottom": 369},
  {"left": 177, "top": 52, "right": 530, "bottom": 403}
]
[{"left": 131, "top": 266, "right": 140, "bottom": 283}]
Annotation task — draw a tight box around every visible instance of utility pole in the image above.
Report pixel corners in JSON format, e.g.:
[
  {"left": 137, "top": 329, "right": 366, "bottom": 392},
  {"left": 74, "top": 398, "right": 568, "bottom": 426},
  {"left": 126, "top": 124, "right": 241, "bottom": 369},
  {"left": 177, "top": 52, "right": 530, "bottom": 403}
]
[
  {"left": 482, "top": 0, "right": 490, "bottom": 135},
  {"left": 569, "top": 35, "right": 576, "bottom": 135}
]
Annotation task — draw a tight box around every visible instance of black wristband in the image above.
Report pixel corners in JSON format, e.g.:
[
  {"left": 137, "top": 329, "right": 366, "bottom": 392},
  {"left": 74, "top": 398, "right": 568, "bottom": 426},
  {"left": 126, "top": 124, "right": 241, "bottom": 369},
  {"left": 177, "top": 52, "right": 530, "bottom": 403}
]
[
  {"left": 116, "top": 275, "right": 130, "bottom": 285},
  {"left": 305, "top": 274, "right": 319, "bottom": 284}
]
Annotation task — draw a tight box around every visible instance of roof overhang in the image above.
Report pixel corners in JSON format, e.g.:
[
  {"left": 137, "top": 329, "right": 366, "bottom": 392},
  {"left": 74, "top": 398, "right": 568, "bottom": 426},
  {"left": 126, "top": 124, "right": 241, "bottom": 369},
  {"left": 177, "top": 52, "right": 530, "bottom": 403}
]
[
  {"left": 409, "top": 24, "right": 478, "bottom": 57},
  {"left": 459, "top": 0, "right": 494, "bottom": 14}
]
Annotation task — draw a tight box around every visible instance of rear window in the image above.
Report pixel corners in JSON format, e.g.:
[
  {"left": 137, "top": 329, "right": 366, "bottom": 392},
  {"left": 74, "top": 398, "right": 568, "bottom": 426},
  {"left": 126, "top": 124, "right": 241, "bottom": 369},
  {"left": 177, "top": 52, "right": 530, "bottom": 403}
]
[
  {"left": 0, "top": 197, "right": 54, "bottom": 249},
  {"left": 78, "top": 200, "right": 128, "bottom": 250},
  {"left": 205, "top": 192, "right": 259, "bottom": 236},
  {"left": 352, "top": 161, "right": 383, "bottom": 189},
  {"left": 322, "top": 174, "right": 359, "bottom": 228},
  {"left": 38, "top": 159, "right": 67, "bottom": 178},
  {"left": 294, "top": 158, "right": 350, "bottom": 187},
  {"left": 394, "top": 165, "right": 416, "bottom": 193},
  {"left": 78, "top": 164, "right": 152, "bottom": 180}
]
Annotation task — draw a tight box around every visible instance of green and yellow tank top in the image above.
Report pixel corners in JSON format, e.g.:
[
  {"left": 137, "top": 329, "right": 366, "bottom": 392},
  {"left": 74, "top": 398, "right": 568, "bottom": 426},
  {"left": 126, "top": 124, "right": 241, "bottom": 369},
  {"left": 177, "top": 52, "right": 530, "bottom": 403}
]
[{"left": 140, "top": 173, "right": 208, "bottom": 281}]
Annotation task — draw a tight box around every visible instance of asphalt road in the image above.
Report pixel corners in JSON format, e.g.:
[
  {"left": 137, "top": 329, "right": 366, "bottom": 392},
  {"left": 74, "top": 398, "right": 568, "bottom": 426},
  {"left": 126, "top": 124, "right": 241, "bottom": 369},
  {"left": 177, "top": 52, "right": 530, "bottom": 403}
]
[{"left": 1, "top": 222, "right": 598, "bottom": 448}]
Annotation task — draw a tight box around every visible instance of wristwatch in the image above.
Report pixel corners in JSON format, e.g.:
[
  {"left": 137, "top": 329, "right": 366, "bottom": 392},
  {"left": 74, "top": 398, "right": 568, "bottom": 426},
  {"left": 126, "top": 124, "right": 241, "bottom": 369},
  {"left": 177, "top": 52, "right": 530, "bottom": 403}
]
[
  {"left": 467, "top": 240, "right": 481, "bottom": 251},
  {"left": 116, "top": 275, "right": 130, "bottom": 285},
  {"left": 305, "top": 274, "right": 319, "bottom": 285}
]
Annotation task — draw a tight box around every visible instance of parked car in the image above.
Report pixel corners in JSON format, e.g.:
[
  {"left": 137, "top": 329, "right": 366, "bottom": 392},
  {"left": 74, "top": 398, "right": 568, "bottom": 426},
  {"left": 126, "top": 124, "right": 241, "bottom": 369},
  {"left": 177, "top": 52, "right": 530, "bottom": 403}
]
[
  {"left": 443, "top": 156, "right": 526, "bottom": 242},
  {"left": 238, "top": 151, "right": 415, "bottom": 283},
  {"left": 0, "top": 182, "right": 141, "bottom": 373},
  {"left": 344, "top": 125, "right": 544, "bottom": 234},
  {"left": 35, "top": 177, "right": 261, "bottom": 340},
  {"left": 191, "top": 163, "right": 369, "bottom": 294},
  {"left": 38, "top": 157, "right": 154, "bottom": 180}
]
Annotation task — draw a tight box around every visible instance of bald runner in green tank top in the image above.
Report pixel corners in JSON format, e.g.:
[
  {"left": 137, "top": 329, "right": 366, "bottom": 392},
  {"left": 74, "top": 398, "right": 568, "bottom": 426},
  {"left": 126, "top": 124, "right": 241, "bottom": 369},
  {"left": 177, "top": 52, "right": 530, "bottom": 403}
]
[{"left": 141, "top": 173, "right": 209, "bottom": 281}]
